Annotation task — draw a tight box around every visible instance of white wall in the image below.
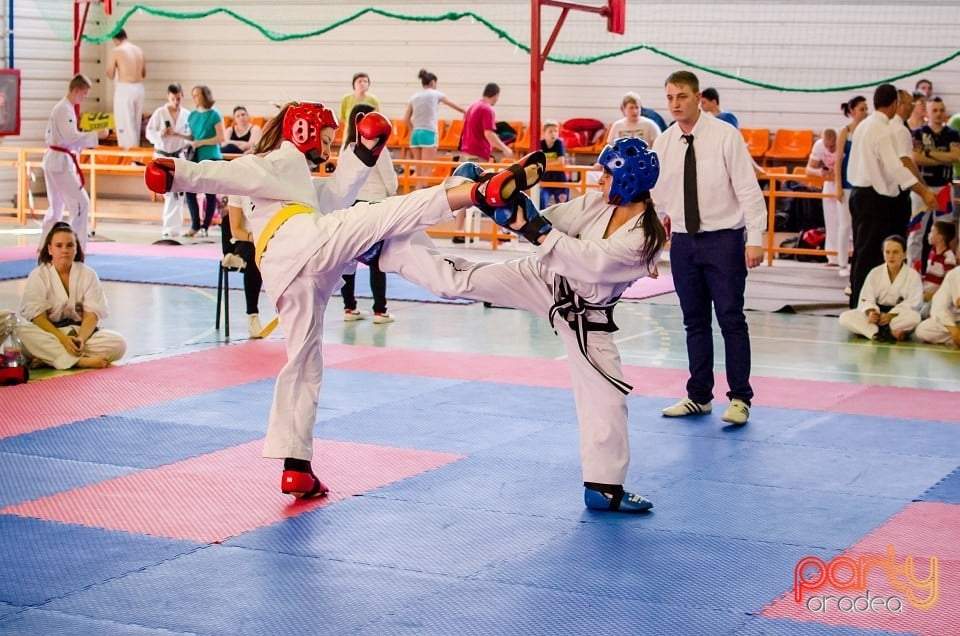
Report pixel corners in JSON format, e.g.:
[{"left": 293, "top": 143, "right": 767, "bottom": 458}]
[{"left": 4, "top": 0, "right": 959, "bottom": 204}]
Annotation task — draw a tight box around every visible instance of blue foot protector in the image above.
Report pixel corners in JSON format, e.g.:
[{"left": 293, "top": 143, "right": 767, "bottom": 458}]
[
  {"left": 584, "top": 488, "right": 653, "bottom": 513},
  {"left": 452, "top": 162, "right": 489, "bottom": 182},
  {"left": 356, "top": 240, "right": 383, "bottom": 266}
]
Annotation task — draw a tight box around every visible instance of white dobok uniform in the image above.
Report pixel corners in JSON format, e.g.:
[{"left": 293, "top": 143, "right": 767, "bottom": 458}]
[
  {"left": 41, "top": 98, "right": 99, "bottom": 251},
  {"left": 839, "top": 263, "right": 923, "bottom": 338},
  {"left": 379, "top": 190, "right": 663, "bottom": 485},
  {"left": 915, "top": 267, "right": 960, "bottom": 345},
  {"left": 114, "top": 81, "right": 145, "bottom": 150},
  {"left": 170, "top": 142, "right": 465, "bottom": 460},
  {"left": 18, "top": 262, "right": 126, "bottom": 369},
  {"left": 145, "top": 104, "right": 192, "bottom": 235}
]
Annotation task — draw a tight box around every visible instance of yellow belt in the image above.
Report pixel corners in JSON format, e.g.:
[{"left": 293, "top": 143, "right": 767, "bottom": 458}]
[
  {"left": 254, "top": 203, "right": 315, "bottom": 269},
  {"left": 251, "top": 203, "right": 315, "bottom": 338}
]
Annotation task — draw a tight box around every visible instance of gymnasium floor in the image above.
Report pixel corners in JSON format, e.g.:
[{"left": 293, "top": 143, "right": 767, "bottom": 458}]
[{"left": 0, "top": 222, "right": 957, "bottom": 635}]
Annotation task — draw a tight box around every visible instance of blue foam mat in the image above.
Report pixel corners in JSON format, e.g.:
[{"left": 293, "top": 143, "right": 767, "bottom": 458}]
[
  {"left": 0, "top": 515, "right": 197, "bottom": 606},
  {"left": 0, "top": 415, "right": 260, "bottom": 470},
  {"left": 735, "top": 616, "right": 921, "bottom": 636},
  {"left": 0, "top": 452, "right": 133, "bottom": 508},
  {"left": 3, "top": 366, "right": 957, "bottom": 635},
  {"left": 43, "top": 545, "right": 455, "bottom": 636},
  {"left": 0, "top": 608, "right": 182, "bottom": 636},
  {"left": 918, "top": 466, "right": 960, "bottom": 504},
  {"left": 477, "top": 523, "right": 820, "bottom": 612},
  {"left": 0, "top": 254, "right": 472, "bottom": 304}
]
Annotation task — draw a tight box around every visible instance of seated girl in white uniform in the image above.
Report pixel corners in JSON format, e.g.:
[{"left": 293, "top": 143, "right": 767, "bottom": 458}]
[
  {"left": 378, "top": 137, "right": 667, "bottom": 513},
  {"left": 144, "top": 101, "right": 546, "bottom": 499},
  {"left": 915, "top": 267, "right": 960, "bottom": 347},
  {"left": 19, "top": 222, "right": 126, "bottom": 369},
  {"left": 839, "top": 234, "right": 922, "bottom": 342}
]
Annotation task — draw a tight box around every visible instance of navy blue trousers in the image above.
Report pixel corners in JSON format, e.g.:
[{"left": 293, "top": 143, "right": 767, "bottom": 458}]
[{"left": 669, "top": 228, "right": 754, "bottom": 405}]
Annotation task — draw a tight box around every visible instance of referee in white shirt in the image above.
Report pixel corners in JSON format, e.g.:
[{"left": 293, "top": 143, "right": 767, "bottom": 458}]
[
  {"left": 847, "top": 84, "right": 938, "bottom": 308},
  {"left": 651, "top": 70, "right": 766, "bottom": 426}
]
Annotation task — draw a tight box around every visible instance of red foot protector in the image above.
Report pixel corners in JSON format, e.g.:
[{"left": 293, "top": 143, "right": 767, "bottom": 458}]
[
  {"left": 761, "top": 501, "right": 960, "bottom": 636},
  {"left": 1, "top": 439, "right": 463, "bottom": 543}
]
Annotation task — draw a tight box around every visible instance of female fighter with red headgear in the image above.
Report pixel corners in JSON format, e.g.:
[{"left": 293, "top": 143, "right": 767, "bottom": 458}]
[
  {"left": 379, "top": 137, "right": 666, "bottom": 513},
  {"left": 144, "top": 101, "right": 546, "bottom": 499}
]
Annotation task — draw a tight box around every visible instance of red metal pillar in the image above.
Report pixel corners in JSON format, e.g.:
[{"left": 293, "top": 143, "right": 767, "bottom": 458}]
[{"left": 530, "top": 1, "right": 619, "bottom": 157}]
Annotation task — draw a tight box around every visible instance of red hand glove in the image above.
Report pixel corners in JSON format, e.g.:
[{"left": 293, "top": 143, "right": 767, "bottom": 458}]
[
  {"left": 144, "top": 158, "right": 175, "bottom": 194},
  {"left": 354, "top": 112, "right": 392, "bottom": 167}
]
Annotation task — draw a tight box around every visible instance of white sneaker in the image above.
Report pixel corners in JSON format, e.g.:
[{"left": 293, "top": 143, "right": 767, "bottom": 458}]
[
  {"left": 721, "top": 398, "right": 750, "bottom": 425},
  {"left": 372, "top": 312, "right": 394, "bottom": 324},
  {"left": 661, "top": 398, "right": 712, "bottom": 417},
  {"left": 221, "top": 253, "right": 246, "bottom": 270},
  {"left": 344, "top": 309, "right": 366, "bottom": 321},
  {"left": 247, "top": 314, "right": 263, "bottom": 339},
  {"left": 838, "top": 268, "right": 849, "bottom": 277},
  {"left": 197, "top": 228, "right": 208, "bottom": 238}
]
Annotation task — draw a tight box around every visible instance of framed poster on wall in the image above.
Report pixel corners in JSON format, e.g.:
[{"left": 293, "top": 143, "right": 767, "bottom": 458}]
[{"left": 0, "top": 69, "right": 21, "bottom": 136}]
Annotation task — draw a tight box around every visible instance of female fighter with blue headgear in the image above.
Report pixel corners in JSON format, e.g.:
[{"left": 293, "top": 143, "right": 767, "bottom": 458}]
[
  {"left": 378, "top": 137, "right": 667, "bottom": 512},
  {"left": 144, "top": 101, "right": 547, "bottom": 499}
]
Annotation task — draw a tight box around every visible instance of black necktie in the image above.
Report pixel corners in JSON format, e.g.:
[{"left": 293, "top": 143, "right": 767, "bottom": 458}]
[{"left": 682, "top": 134, "right": 700, "bottom": 234}]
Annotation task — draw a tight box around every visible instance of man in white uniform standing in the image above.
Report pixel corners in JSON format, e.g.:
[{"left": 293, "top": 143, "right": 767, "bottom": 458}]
[
  {"left": 106, "top": 29, "right": 146, "bottom": 149},
  {"left": 40, "top": 74, "right": 108, "bottom": 251}
]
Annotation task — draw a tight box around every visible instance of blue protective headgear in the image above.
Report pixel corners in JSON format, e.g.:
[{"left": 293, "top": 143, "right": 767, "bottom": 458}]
[{"left": 597, "top": 137, "right": 660, "bottom": 205}]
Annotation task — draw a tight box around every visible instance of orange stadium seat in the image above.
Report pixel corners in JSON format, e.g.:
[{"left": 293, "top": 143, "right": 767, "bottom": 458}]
[
  {"left": 740, "top": 128, "right": 770, "bottom": 161},
  {"left": 438, "top": 118, "right": 463, "bottom": 152},
  {"left": 764, "top": 129, "right": 813, "bottom": 166},
  {"left": 388, "top": 119, "right": 410, "bottom": 150},
  {"left": 514, "top": 123, "right": 533, "bottom": 153}
]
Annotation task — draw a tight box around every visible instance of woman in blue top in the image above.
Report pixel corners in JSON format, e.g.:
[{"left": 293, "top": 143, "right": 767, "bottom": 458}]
[{"left": 185, "top": 85, "right": 224, "bottom": 237}]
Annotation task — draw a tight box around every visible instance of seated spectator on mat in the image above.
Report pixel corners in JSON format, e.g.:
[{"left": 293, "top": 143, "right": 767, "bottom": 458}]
[
  {"left": 18, "top": 222, "right": 126, "bottom": 369},
  {"left": 221, "top": 105, "right": 262, "bottom": 155},
  {"left": 921, "top": 220, "right": 956, "bottom": 308},
  {"left": 915, "top": 267, "right": 960, "bottom": 347},
  {"left": 838, "top": 234, "right": 922, "bottom": 342}
]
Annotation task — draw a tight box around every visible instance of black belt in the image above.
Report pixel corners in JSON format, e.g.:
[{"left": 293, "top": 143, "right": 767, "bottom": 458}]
[
  {"left": 156, "top": 149, "right": 184, "bottom": 158},
  {"left": 548, "top": 275, "right": 632, "bottom": 395}
]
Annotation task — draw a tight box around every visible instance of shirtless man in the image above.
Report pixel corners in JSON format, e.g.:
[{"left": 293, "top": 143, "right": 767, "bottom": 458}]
[{"left": 106, "top": 29, "right": 146, "bottom": 149}]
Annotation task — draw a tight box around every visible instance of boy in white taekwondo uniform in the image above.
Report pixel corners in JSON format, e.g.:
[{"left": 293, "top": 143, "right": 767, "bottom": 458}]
[
  {"left": 144, "top": 84, "right": 192, "bottom": 237},
  {"left": 378, "top": 138, "right": 667, "bottom": 513},
  {"left": 40, "top": 74, "right": 108, "bottom": 252},
  {"left": 145, "top": 101, "right": 547, "bottom": 499}
]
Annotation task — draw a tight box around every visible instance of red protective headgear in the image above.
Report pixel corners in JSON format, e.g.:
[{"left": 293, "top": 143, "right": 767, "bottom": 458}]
[{"left": 282, "top": 102, "right": 338, "bottom": 159}]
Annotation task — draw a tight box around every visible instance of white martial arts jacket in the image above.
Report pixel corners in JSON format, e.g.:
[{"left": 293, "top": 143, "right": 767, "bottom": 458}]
[
  {"left": 43, "top": 97, "right": 99, "bottom": 174},
  {"left": 145, "top": 104, "right": 192, "bottom": 155},
  {"left": 856, "top": 263, "right": 923, "bottom": 315},
  {"left": 538, "top": 190, "right": 663, "bottom": 306},
  {"left": 20, "top": 262, "right": 110, "bottom": 325},
  {"left": 928, "top": 267, "right": 960, "bottom": 327},
  {"left": 170, "top": 142, "right": 370, "bottom": 297}
]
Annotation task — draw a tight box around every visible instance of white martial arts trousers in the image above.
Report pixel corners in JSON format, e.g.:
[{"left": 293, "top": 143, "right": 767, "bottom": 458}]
[
  {"left": 838, "top": 308, "right": 921, "bottom": 339},
  {"left": 114, "top": 82, "right": 145, "bottom": 149},
  {"left": 259, "top": 181, "right": 460, "bottom": 462},
  {"left": 40, "top": 161, "right": 90, "bottom": 252},
  {"left": 380, "top": 234, "right": 631, "bottom": 485},
  {"left": 19, "top": 322, "right": 126, "bottom": 369}
]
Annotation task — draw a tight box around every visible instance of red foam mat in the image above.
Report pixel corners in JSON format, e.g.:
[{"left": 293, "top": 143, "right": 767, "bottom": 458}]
[
  {"left": 762, "top": 502, "right": 960, "bottom": 635},
  {"left": 2, "top": 438, "right": 463, "bottom": 543},
  {"left": 3, "top": 342, "right": 955, "bottom": 443}
]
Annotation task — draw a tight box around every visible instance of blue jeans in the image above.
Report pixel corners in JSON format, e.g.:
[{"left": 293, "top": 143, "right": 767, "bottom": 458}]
[{"left": 669, "top": 229, "right": 753, "bottom": 404}]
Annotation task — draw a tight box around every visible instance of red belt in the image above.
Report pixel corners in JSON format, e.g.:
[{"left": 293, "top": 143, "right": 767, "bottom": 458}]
[{"left": 49, "top": 145, "right": 85, "bottom": 188}]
